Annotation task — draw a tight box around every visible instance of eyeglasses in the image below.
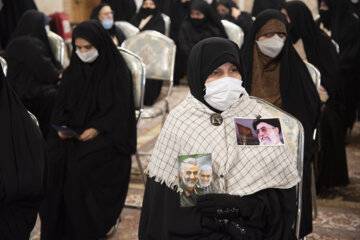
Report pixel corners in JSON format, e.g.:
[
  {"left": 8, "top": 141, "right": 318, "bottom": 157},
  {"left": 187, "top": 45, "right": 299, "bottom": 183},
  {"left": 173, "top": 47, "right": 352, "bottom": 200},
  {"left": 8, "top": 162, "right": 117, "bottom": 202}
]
[{"left": 256, "top": 127, "right": 274, "bottom": 135}]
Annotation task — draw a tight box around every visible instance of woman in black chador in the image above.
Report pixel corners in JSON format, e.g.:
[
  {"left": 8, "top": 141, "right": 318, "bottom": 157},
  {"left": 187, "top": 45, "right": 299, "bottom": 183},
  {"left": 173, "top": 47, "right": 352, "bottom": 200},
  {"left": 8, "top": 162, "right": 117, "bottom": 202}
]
[
  {"left": 39, "top": 20, "right": 136, "bottom": 240},
  {"left": 139, "top": 37, "right": 300, "bottom": 240},
  {"left": 0, "top": 66, "right": 46, "bottom": 239},
  {"left": 90, "top": 3, "right": 126, "bottom": 46},
  {"left": 282, "top": 0, "right": 349, "bottom": 197},
  {"left": 101, "top": 0, "right": 136, "bottom": 22},
  {"left": 318, "top": 0, "right": 360, "bottom": 131},
  {"left": 240, "top": 10, "right": 320, "bottom": 238},
  {"left": 215, "top": 0, "right": 253, "bottom": 36},
  {"left": 131, "top": 0, "right": 166, "bottom": 106},
  {"left": 4, "top": 10, "right": 62, "bottom": 137},
  {"left": 175, "top": 0, "right": 227, "bottom": 84}
]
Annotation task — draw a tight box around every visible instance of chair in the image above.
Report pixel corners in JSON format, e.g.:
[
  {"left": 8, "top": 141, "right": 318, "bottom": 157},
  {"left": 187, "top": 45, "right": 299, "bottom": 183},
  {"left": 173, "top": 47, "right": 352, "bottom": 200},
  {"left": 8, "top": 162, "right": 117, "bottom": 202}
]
[
  {"left": 161, "top": 13, "right": 171, "bottom": 37},
  {"left": 47, "top": 31, "right": 65, "bottom": 66},
  {"left": 251, "top": 96, "right": 304, "bottom": 240},
  {"left": 118, "top": 47, "right": 147, "bottom": 185},
  {"left": 115, "top": 21, "right": 140, "bottom": 38},
  {"left": 0, "top": 56, "right": 7, "bottom": 76},
  {"left": 121, "top": 30, "right": 176, "bottom": 125},
  {"left": 221, "top": 19, "right": 245, "bottom": 48}
]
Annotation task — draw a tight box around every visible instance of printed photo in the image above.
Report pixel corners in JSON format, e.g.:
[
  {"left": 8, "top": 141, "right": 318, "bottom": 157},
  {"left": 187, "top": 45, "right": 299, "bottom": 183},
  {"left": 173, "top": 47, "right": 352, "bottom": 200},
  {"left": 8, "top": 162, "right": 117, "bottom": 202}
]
[
  {"left": 178, "top": 153, "right": 213, "bottom": 207},
  {"left": 234, "top": 117, "right": 285, "bottom": 146}
]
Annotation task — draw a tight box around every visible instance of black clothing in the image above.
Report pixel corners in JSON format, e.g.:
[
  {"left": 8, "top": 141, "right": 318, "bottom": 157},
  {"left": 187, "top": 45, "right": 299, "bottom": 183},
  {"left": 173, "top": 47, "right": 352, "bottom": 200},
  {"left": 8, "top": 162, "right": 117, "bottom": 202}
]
[
  {"left": 4, "top": 10, "right": 61, "bottom": 137},
  {"left": 40, "top": 20, "right": 136, "bottom": 240},
  {"left": 283, "top": 1, "right": 349, "bottom": 194},
  {"left": 0, "top": 66, "right": 46, "bottom": 239},
  {"left": 320, "top": 0, "right": 360, "bottom": 130},
  {"left": 101, "top": 0, "right": 136, "bottom": 21},
  {"left": 175, "top": 0, "right": 227, "bottom": 84},
  {"left": 251, "top": 0, "right": 285, "bottom": 17},
  {"left": 131, "top": 0, "right": 166, "bottom": 106},
  {"left": 139, "top": 178, "right": 297, "bottom": 240},
  {"left": 216, "top": 0, "right": 253, "bottom": 36},
  {"left": 139, "top": 37, "right": 298, "bottom": 240},
  {"left": 90, "top": 3, "right": 126, "bottom": 46},
  {"left": 130, "top": 0, "right": 166, "bottom": 33},
  {"left": 0, "top": 0, "right": 37, "bottom": 49},
  {"left": 241, "top": 10, "right": 320, "bottom": 237}
]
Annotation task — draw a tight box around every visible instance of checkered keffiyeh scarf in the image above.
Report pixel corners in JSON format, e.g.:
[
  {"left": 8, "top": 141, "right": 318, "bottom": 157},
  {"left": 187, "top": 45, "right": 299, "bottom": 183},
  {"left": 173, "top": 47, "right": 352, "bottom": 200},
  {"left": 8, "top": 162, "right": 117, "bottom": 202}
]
[{"left": 145, "top": 93, "right": 300, "bottom": 196}]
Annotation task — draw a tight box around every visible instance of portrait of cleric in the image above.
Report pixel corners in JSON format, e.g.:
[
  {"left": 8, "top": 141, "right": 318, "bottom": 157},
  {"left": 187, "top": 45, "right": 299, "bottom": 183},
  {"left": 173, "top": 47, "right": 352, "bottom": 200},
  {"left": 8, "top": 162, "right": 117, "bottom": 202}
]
[
  {"left": 253, "top": 118, "right": 284, "bottom": 146},
  {"left": 178, "top": 154, "right": 212, "bottom": 207}
]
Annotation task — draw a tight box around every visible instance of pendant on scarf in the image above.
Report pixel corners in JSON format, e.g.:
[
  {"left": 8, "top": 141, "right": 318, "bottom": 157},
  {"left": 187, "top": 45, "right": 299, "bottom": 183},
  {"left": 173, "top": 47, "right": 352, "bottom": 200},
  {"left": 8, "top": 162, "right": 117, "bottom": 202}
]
[{"left": 210, "top": 113, "right": 223, "bottom": 126}]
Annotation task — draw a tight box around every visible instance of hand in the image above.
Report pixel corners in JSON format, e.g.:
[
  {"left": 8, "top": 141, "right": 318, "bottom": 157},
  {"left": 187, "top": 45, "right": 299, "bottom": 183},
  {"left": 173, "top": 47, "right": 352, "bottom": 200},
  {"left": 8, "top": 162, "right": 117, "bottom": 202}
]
[
  {"left": 231, "top": 7, "right": 241, "bottom": 19},
  {"left": 78, "top": 128, "right": 99, "bottom": 142},
  {"left": 196, "top": 194, "right": 242, "bottom": 219},
  {"left": 58, "top": 125, "right": 73, "bottom": 139}
]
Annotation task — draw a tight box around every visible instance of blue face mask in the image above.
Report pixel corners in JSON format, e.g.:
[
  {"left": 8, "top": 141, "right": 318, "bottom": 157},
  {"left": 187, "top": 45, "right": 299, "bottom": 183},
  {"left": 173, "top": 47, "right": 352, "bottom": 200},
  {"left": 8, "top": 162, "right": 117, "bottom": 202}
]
[{"left": 101, "top": 18, "right": 114, "bottom": 30}]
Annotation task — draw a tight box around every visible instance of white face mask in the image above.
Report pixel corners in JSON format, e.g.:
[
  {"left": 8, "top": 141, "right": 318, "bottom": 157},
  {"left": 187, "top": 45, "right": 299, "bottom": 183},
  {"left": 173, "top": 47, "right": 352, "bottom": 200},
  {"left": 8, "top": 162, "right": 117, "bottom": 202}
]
[
  {"left": 204, "top": 77, "right": 246, "bottom": 111},
  {"left": 76, "top": 48, "right": 99, "bottom": 63},
  {"left": 256, "top": 34, "right": 285, "bottom": 58}
]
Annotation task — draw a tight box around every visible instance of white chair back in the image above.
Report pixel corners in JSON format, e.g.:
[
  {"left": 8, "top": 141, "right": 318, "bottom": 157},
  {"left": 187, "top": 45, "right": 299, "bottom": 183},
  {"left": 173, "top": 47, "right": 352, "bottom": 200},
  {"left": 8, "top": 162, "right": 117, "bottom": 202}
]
[
  {"left": 221, "top": 19, "right": 244, "bottom": 48},
  {"left": 161, "top": 13, "right": 171, "bottom": 37},
  {"left": 251, "top": 96, "right": 304, "bottom": 240},
  {"left": 0, "top": 56, "right": 7, "bottom": 76},
  {"left": 121, "top": 30, "right": 176, "bottom": 82},
  {"left": 47, "top": 31, "right": 65, "bottom": 66},
  {"left": 118, "top": 47, "right": 146, "bottom": 122},
  {"left": 115, "top": 21, "right": 140, "bottom": 38}
]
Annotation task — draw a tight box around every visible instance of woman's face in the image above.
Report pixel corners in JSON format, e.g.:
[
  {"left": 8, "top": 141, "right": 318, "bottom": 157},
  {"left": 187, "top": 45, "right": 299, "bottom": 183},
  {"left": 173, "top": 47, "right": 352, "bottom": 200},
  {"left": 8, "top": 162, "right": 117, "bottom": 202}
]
[
  {"left": 75, "top": 38, "right": 95, "bottom": 53},
  {"left": 258, "top": 32, "right": 287, "bottom": 41},
  {"left": 98, "top": 6, "right": 113, "bottom": 21},
  {"left": 205, "top": 62, "right": 241, "bottom": 83},
  {"left": 190, "top": 9, "right": 205, "bottom": 19},
  {"left": 280, "top": 8, "right": 291, "bottom": 24},
  {"left": 319, "top": 1, "right": 329, "bottom": 10},
  {"left": 143, "top": 0, "right": 156, "bottom": 9}
]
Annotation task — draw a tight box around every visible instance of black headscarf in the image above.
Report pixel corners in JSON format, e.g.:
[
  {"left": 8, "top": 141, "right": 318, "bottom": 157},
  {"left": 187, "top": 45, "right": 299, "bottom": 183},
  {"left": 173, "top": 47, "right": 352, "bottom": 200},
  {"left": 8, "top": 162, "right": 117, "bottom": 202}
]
[
  {"left": 52, "top": 20, "right": 136, "bottom": 154},
  {"left": 0, "top": 0, "right": 37, "bottom": 48},
  {"left": 320, "top": 0, "right": 360, "bottom": 68},
  {"left": 216, "top": 0, "right": 253, "bottom": 35},
  {"left": 178, "top": 0, "right": 227, "bottom": 59},
  {"left": 10, "top": 9, "right": 61, "bottom": 69},
  {"left": 130, "top": 0, "right": 165, "bottom": 34},
  {"left": 101, "top": 0, "right": 136, "bottom": 21},
  {"left": 283, "top": 1, "right": 341, "bottom": 100},
  {"left": 252, "top": 0, "right": 285, "bottom": 17},
  {"left": 90, "top": 3, "right": 126, "bottom": 46},
  {"left": 241, "top": 10, "right": 320, "bottom": 237},
  {"left": 241, "top": 10, "right": 320, "bottom": 141},
  {"left": 187, "top": 37, "right": 242, "bottom": 112},
  {"left": 0, "top": 65, "right": 46, "bottom": 238}
]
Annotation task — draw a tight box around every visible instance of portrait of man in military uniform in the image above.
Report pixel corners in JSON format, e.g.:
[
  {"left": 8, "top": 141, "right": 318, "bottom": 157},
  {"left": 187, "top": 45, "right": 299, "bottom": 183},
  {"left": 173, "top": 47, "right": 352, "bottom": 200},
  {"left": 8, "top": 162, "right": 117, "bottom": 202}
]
[{"left": 179, "top": 158, "right": 200, "bottom": 207}]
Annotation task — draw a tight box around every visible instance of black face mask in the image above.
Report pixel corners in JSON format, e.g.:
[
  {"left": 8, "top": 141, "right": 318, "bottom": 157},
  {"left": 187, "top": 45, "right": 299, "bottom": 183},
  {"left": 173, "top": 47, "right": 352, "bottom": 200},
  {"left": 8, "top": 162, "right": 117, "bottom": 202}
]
[
  {"left": 319, "top": 10, "right": 331, "bottom": 29},
  {"left": 141, "top": 7, "right": 157, "bottom": 17},
  {"left": 190, "top": 17, "right": 207, "bottom": 27}
]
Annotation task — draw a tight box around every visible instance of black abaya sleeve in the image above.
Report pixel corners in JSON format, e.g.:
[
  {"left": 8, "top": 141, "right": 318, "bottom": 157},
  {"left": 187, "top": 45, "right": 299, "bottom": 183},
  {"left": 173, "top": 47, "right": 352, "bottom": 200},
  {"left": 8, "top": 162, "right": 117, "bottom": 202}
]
[{"left": 139, "top": 177, "right": 297, "bottom": 240}]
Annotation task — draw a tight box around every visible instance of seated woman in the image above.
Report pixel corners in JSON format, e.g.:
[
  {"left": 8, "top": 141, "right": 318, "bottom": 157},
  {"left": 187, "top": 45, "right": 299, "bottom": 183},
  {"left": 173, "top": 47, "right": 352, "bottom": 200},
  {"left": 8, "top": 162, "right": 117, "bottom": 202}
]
[
  {"left": 131, "top": 0, "right": 166, "bottom": 106},
  {"left": 90, "top": 3, "right": 126, "bottom": 46},
  {"left": 175, "top": 0, "right": 227, "bottom": 85},
  {"left": 281, "top": 0, "right": 349, "bottom": 197},
  {"left": 215, "top": 0, "right": 253, "bottom": 36},
  {"left": 0, "top": 65, "right": 46, "bottom": 239},
  {"left": 39, "top": 20, "right": 137, "bottom": 240},
  {"left": 4, "top": 10, "right": 62, "bottom": 137},
  {"left": 139, "top": 37, "right": 300, "bottom": 239},
  {"left": 240, "top": 10, "right": 320, "bottom": 238}
]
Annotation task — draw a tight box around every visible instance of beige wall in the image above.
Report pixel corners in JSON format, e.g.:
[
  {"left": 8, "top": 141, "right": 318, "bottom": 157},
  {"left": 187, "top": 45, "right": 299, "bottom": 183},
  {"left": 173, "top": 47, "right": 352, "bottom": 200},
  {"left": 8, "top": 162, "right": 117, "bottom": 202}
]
[{"left": 34, "top": 0, "right": 64, "bottom": 14}]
